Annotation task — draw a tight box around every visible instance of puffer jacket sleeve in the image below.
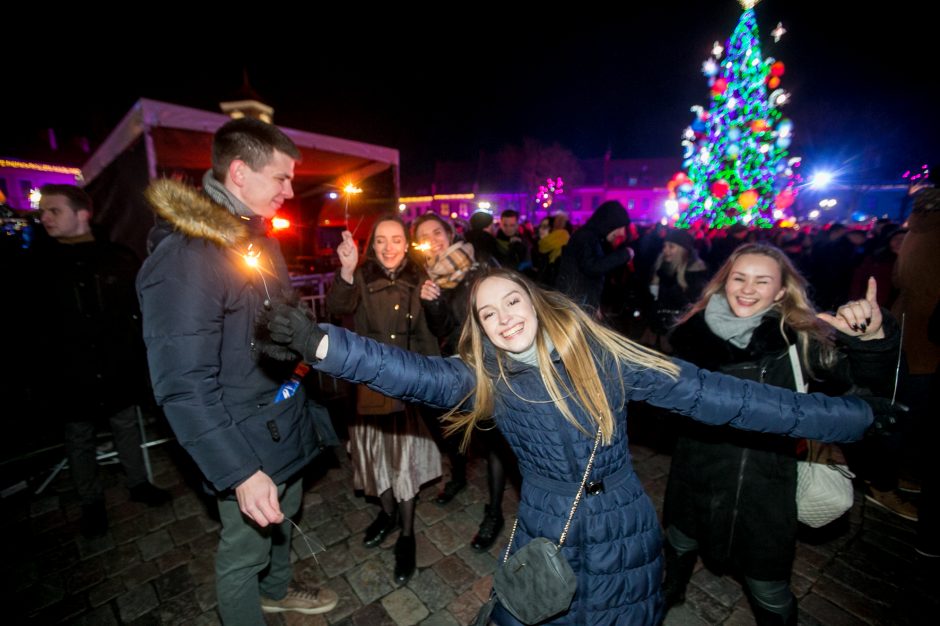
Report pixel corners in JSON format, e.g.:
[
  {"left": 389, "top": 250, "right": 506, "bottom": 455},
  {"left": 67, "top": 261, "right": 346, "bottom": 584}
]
[
  {"left": 137, "top": 243, "right": 260, "bottom": 491},
  {"left": 626, "top": 358, "right": 873, "bottom": 443},
  {"left": 316, "top": 324, "right": 473, "bottom": 409}
]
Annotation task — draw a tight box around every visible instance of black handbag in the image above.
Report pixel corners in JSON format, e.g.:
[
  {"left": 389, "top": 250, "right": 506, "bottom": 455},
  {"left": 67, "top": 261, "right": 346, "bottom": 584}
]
[{"left": 476, "top": 429, "right": 601, "bottom": 625}]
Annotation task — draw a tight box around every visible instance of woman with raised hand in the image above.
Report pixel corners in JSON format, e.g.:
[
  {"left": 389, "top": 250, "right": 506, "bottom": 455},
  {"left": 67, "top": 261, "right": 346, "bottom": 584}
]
[
  {"left": 325, "top": 216, "right": 441, "bottom": 585},
  {"left": 262, "top": 268, "right": 882, "bottom": 626},
  {"left": 413, "top": 213, "right": 512, "bottom": 554},
  {"left": 660, "top": 244, "right": 897, "bottom": 626}
]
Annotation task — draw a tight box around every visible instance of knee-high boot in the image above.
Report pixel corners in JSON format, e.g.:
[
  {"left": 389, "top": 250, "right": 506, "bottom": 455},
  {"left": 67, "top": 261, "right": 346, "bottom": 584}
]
[{"left": 662, "top": 541, "right": 698, "bottom": 610}]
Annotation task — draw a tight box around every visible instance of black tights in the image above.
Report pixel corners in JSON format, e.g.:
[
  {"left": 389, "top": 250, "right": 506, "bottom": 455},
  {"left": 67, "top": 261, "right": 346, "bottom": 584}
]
[
  {"left": 487, "top": 450, "right": 506, "bottom": 514},
  {"left": 449, "top": 449, "right": 506, "bottom": 512},
  {"left": 379, "top": 489, "right": 416, "bottom": 536}
]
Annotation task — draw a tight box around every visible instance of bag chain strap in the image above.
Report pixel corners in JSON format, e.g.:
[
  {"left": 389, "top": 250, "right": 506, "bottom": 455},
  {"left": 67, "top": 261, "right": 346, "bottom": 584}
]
[{"left": 502, "top": 428, "right": 603, "bottom": 564}]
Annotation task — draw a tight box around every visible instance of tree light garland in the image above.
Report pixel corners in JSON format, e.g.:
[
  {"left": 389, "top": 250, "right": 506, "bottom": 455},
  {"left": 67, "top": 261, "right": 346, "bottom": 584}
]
[{"left": 673, "top": 4, "right": 799, "bottom": 229}]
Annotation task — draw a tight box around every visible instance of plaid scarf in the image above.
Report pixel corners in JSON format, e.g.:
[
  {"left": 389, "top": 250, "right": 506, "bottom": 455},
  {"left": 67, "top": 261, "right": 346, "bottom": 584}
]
[{"left": 426, "top": 242, "right": 477, "bottom": 289}]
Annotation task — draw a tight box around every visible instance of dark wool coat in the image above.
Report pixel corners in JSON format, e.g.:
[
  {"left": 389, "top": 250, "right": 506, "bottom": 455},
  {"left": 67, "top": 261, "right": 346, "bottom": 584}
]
[
  {"left": 665, "top": 311, "right": 897, "bottom": 580},
  {"left": 326, "top": 259, "right": 439, "bottom": 357},
  {"left": 312, "top": 324, "right": 872, "bottom": 625},
  {"left": 137, "top": 180, "right": 337, "bottom": 494},
  {"left": 30, "top": 237, "right": 148, "bottom": 422}
]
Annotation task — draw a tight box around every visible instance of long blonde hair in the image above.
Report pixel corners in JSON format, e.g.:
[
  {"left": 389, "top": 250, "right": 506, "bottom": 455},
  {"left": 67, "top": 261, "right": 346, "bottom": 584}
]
[
  {"left": 653, "top": 243, "right": 704, "bottom": 292},
  {"left": 443, "top": 268, "right": 680, "bottom": 451},
  {"left": 677, "top": 243, "right": 836, "bottom": 376}
]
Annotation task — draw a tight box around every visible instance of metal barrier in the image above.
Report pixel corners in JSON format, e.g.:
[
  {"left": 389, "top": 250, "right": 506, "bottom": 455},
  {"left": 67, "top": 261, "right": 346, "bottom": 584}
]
[
  {"left": 35, "top": 406, "right": 171, "bottom": 495},
  {"left": 290, "top": 272, "right": 335, "bottom": 321},
  {"left": 289, "top": 273, "right": 346, "bottom": 398}
]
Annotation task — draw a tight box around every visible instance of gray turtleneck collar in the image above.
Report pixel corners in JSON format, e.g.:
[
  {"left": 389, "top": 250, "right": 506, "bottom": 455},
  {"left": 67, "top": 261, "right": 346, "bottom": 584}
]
[
  {"left": 507, "top": 333, "right": 556, "bottom": 368},
  {"left": 202, "top": 170, "right": 256, "bottom": 218}
]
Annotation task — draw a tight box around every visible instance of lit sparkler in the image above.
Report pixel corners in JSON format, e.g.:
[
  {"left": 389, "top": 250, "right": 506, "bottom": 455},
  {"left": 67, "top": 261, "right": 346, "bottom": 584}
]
[
  {"left": 341, "top": 183, "right": 364, "bottom": 237},
  {"left": 242, "top": 243, "right": 273, "bottom": 305}
]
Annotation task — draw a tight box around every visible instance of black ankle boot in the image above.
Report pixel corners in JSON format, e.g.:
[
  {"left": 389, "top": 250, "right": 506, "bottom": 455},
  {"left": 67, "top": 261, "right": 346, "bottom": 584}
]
[
  {"left": 471, "top": 505, "right": 504, "bottom": 552},
  {"left": 363, "top": 510, "right": 398, "bottom": 548},
  {"left": 662, "top": 542, "right": 697, "bottom": 610},
  {"left": 394, "top": 535, "right": 416, "bottom": 584},
  {"left": 435, "top": 479, "right": 466, "bottom": 505}
]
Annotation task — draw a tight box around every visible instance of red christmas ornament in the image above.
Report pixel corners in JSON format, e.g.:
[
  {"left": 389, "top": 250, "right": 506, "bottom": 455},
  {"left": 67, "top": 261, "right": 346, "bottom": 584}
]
[
  {"left": 751, "top": 119, "right": 769, "bottom": 133},
  {"left": 711, "top": 179, "right": 731, "bottom": 198},
  {"left": 771, "top": 61, "right": 785, "bottom": 77},
  {"left": 711, "top": 78, "right": 728, "bottom": 95},
  {"left": 767, "top": 76, "right": 781, "bottom": 89}
]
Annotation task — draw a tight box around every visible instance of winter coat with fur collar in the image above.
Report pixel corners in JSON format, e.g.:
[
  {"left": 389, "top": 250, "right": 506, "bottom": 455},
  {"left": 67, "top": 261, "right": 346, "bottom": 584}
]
[{"left": 137, "top": 179, "right": 336, "bottom": 494}]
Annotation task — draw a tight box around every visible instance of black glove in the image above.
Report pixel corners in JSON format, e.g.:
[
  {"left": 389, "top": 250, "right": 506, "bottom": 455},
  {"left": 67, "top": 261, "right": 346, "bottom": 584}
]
[
  {"left": 859, "top": 395, "right": 908, "bottom": 437},
  {"left": 253, "top": 293, "right": 303, "bottom": 362},
  {"left": 266, "top": 302, "right": 327, "bottom": 363}
]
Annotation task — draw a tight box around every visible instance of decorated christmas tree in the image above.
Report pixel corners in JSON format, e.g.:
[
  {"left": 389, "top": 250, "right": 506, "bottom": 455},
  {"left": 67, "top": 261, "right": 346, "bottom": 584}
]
[{"left": 673, "top": 0, "right": 800, "bottom": 229}]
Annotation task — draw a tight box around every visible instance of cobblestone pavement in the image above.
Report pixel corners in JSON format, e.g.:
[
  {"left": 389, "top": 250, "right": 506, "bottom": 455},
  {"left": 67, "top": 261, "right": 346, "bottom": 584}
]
[{"left": 5, "top": 418, "right": 937, "bottom": 625}]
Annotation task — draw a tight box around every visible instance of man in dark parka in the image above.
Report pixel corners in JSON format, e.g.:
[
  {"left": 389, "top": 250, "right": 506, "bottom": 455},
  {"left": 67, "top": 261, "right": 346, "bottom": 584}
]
[{"left": 137, "top": 119, "right": 338, "bottom": 624}]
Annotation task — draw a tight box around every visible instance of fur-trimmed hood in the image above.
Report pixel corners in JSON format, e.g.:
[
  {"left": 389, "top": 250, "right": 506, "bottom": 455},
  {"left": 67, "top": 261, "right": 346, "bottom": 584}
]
[{"left": 145, "top": 178, "right": 252, "bottom": 251}]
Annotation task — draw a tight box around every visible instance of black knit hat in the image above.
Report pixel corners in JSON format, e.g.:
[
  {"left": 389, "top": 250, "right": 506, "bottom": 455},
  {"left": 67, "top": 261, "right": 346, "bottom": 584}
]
[
  {"left": 469, "top": 211, "right": 494, "bottom": 231},
  {"left": 664, "top": 228, "right": 695, "bottom": 253}
]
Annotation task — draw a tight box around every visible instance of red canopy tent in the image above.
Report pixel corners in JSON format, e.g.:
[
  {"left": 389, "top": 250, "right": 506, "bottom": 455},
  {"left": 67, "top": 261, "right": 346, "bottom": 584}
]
[{"left": 81, "top": 98, "right": 400, "bottom": 264}]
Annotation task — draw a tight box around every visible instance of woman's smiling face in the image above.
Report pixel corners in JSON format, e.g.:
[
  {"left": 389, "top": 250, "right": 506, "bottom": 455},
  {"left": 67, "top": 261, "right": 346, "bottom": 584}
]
[
  {"left": 475, "top": 276, "right": 539, "bottom": 353},
  {"left": 415, "top": 219, "right": 452, "bottom": 258},
  {"left": 724, "top": 253, "right": 786, "bottom": 318},
  {"left": 372, "top": 219, "right": 406, "bottom": 270}
]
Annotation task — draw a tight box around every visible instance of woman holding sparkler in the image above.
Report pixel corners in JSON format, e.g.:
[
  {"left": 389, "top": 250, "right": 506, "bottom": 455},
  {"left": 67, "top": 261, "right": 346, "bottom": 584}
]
[
  {"left": 326, "top": 215, "right": 441, "bottom": 584},
  {"left": 413, "top": 213, "right": 514, "bottom": 553}
]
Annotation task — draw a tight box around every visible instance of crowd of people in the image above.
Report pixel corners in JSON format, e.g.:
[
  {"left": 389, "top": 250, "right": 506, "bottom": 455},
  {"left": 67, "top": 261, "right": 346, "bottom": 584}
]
[{"left": 9, "top": 117, "right": 935, "bottom": 626}]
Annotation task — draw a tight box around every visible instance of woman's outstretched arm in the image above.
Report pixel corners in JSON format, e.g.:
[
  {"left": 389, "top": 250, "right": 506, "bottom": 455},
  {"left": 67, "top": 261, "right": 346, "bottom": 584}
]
[
  {"left": 265, "top": 303, "right": 474, "bottom": 410},
  {"left": 624, "top": 358, "right": 874, "bottom": 443}
]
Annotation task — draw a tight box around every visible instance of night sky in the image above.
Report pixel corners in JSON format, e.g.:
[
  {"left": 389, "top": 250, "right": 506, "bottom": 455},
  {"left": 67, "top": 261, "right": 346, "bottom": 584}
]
[{"left": 3, "top": 2, "right": 934, "bottom": 187}]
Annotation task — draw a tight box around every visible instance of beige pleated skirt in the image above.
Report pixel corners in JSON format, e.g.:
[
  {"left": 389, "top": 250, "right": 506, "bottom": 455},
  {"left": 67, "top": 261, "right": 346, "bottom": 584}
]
[{"left": 348, "top": 407, "right": 442, "bottom": 501}]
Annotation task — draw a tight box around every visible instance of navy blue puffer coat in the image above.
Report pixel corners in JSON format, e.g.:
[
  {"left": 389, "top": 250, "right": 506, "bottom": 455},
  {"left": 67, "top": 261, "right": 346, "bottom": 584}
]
[
  {"left": 137, "top": 179, "right": 337, "bottom": 494},
  {"left": 314, "top": 325, "right": 872, "bottom": 625}
]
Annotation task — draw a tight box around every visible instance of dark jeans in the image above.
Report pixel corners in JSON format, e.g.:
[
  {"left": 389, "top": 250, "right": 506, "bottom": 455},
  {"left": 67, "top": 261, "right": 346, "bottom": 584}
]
[{"left": 64, "top": 405, "right": 147, "bottom": 504}]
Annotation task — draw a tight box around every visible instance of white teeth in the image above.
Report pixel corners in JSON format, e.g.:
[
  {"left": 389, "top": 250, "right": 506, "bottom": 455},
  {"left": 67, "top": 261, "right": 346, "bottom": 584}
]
[{"left": 503, "top": 324, "right": 524, "bottom": 338}]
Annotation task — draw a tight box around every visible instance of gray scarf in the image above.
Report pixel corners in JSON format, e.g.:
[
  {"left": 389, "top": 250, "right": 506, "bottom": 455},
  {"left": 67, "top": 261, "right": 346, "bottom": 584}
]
[
  {"left": 202, "top": 170, "right": 256, "bottom": 218},
  {"left": 704, "top": 293, "right": 774, "bottom": 349},
  {"left": 507, "top": 333, "right": 556, "bottom": 368}
]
